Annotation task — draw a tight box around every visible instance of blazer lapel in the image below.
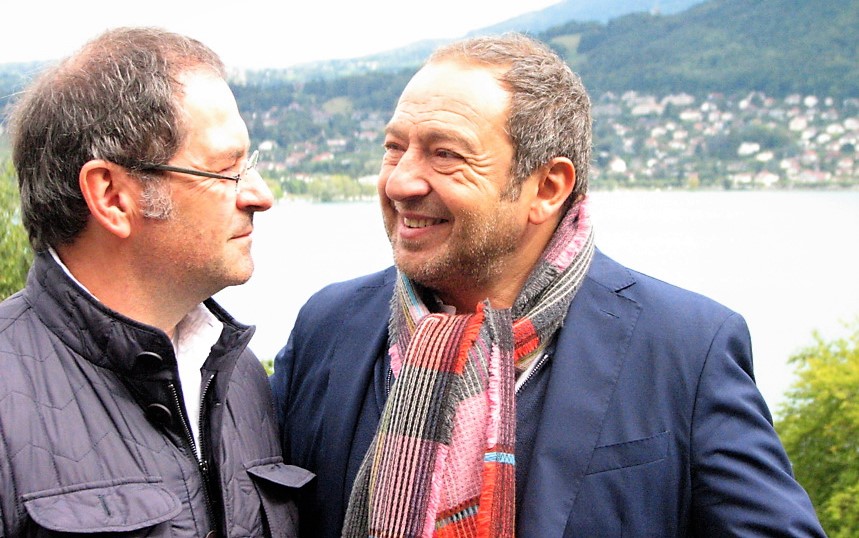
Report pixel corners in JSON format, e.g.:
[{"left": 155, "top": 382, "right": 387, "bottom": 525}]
[{"left": 518, "top": 253, "right": 641, "bottom": 535}]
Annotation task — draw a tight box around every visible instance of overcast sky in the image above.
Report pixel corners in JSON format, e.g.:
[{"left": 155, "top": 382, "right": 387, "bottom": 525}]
[{"left": 1, "top": 0, "right": 560, "bottom": 68}]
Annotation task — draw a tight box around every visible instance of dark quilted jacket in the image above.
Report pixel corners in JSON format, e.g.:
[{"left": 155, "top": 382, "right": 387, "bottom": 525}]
[{"left": 0, "top": 252, "right": 312, "bottom": 537}]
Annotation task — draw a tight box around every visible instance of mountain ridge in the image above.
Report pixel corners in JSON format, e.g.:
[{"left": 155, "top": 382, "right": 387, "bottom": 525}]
[{"left": 258, "top": 0, "right": 705, "bottom": 79}]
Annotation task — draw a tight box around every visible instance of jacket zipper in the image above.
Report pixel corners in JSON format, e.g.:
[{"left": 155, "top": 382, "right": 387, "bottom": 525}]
[
  {"left": 168, "top": 381, "right": 216, "bottom": 531},
  {"left": 198, "top": 372, "right": 215, "bottom": 458},
  {"left": 515, "top": 349, "right": 551, "bottom": 395}
]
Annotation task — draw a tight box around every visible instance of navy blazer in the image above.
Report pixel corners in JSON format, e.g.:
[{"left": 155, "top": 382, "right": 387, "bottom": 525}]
[{"left": 271, "top": 250, "right": 824, "bottom": 537}]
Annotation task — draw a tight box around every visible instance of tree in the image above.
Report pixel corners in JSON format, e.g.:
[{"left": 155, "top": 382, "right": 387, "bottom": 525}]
[
  {"left": 0, "top": 160, "right": 32, "bottom": 301},
  {"left": 775, "top": 321, "right": 859, "bottom": 537}
]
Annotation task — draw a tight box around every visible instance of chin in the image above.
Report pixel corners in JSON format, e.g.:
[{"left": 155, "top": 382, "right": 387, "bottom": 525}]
[
  {"left": 221, "top": 261, "right": 254, "bottom": 287},
  {"left": 395, "top": 260, "right": 446, "bottom": 291}
]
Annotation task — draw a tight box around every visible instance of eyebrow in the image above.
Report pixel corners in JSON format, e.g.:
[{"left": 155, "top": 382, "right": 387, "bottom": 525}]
[
  {"left": 204, "top": 147, "right": 248, "bottom": 170},
  {"left": 227, "top": 147, "right": 248, "bottom": 162},
  {"left": 385, "top": 122, "right": 479, "bottom": 155}
]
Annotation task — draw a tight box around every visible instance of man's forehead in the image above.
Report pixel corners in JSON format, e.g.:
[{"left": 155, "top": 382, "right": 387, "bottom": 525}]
[
  {"left": 388, "top": 63, "right": 511, "bottom": 135},
  {"left": 403, "top": 60, "right": 508, "bottom": 99}
]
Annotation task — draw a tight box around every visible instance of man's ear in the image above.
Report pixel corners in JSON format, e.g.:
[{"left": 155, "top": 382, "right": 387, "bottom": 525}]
[
  {"left": 78, "top": 160, "right": 138, "bottom": 239},
  {"left": 529, "top": 157, "right": 576, "bottom": 225}
]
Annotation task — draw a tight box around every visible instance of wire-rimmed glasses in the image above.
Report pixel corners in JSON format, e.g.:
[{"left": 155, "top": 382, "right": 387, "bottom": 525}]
[{"left": 128, "top": 150, "right": 260, "bottom": 188}]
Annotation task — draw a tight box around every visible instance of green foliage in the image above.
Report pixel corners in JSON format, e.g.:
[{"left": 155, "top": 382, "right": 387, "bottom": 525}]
[
  {"left": 0, "top": 160, "right": 33, "bottom": 301},
  {"left": 776, "top": 321, "right": 859, "bottom": 537},
  {"left": 263, "top": 177, "right": 283, "bottom": 200}
]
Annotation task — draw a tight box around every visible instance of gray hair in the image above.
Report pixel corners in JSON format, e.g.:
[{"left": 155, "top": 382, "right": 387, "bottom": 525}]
[
  {"left": 9, "top": 27, "right": 225, "bottom": 251},
  {"left": 428, "top": 33, "right": 592, "bottom": 202}
]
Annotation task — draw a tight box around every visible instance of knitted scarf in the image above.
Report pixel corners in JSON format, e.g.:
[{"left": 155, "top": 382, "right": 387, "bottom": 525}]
[{"left": 343, "top": 197, "right": 595, "bottom": 538}]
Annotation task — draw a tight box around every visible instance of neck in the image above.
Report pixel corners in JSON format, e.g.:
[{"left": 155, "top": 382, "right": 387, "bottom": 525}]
[
  {"left": 434, "top": 273, "right": 527, "bottom": 313},
  {"left": 56, "top": 241, "right": 198, "bottom": 338}
]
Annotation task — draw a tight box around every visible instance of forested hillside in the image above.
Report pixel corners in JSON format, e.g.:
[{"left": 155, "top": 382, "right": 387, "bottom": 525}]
[{"left": 552, "top": 0, "right": 859, "bottom": 97}]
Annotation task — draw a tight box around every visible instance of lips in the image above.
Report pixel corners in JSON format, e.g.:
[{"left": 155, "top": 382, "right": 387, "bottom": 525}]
[{"left": 232, "top": 227, "right": 253, "bottom": 239}]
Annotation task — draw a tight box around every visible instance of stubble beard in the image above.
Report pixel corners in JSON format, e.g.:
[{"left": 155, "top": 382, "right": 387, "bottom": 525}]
[{"left": 388, "top": 205, "right": 520, "bottom": 303}]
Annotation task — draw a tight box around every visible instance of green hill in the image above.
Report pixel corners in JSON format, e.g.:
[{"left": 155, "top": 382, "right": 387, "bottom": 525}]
[
  {"left": 234, "top": 0, "right": 858, "bottom": 108},
  {"left": 550, "top": 0, "right": 859, "bottom": 97}
]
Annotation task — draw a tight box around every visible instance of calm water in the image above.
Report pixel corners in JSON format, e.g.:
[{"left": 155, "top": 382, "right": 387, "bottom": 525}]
[{"left": 216, "top": 190, "right": 859, "bottom": 411}]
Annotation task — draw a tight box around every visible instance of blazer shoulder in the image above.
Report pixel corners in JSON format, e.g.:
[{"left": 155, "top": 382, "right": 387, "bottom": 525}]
[
  {"left": 304, "top": 266, "right": 395, "bottom": 308},
  {"left": 588, "top": 249, "right": 740, "bottom": 324},
  {"left": 292, "top": 266, "right": 395, "bottom": 335}
]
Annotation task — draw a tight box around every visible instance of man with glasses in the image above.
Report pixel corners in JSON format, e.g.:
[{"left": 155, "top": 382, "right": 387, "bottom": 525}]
[{"left": 0, "top": 27, "right": 310, "bottom": 536}]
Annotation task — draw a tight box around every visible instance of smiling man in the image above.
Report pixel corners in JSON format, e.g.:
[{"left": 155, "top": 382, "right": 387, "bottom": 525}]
[
  {"left": 271, "top": 34, "right": 823, "bottom": 537},
  {"left": 0, "top": 28, "right": 310, "bottom": 537}
]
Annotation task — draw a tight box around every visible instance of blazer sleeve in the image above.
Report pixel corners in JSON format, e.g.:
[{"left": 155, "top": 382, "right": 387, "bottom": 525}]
[{"left": 690, "top": 312, "right": 825, "bottom": 536}]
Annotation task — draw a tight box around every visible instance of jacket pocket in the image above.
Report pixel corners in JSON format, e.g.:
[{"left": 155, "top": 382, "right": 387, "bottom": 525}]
[
  {"left": 585, "top": 431, "right": 669, "bottom": 475},
  {"left": 23, "top": 477, "right": 181, "bottom": 533},
  {"left": 246, "top": 460, "right": 314, "bottom": 538}
]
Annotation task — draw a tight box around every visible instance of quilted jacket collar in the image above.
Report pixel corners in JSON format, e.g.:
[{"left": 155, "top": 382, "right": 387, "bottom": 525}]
[{"left": 24, "top": 251, "right": 254, "bottom": 378}]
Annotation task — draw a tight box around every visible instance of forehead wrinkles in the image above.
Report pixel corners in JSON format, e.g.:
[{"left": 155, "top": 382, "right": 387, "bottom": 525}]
[
  {"left": 399, "top": 86, "right": 504, "bottom": 123},
  {"left": 388, "top": 98, "right": 507, "bottom": 151}
]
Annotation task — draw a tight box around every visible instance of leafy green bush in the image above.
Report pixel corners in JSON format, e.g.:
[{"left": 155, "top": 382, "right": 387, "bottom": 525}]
[
  {"left": 776, "top": 321, "right": 859, "bottom": 537},
  {"left": 0, "top": 160, "right": 32, "bottom": 300}
]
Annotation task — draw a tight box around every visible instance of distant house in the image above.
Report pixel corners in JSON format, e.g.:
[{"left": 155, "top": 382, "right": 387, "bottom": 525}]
[
  {"left": 258, "top": 140, "right": 277, "bottom": 152},
  {"left": 312, "top": 152, "right": 334, "bottom": 163},
  {"left": 756, "top": 151, "right": 774, "bottom": 162},
  {"left": 662, "top": 93, "right": 695, "bottom": 107},
  {"left": 326, "top": 138, "right": 348, "bottom": 150},
  {"left": 737, "top": 142, "right": 761, "bottom": 156},
  {"left": 789, "top": 117, "right": 808, "bottom": 131},
  {"left": 796, "top": 170, "right": 831, "bottom": 183},
  {"left": 732, "top": 172, "right": 753, "bottom": 185},
  {"left": 754, "top": 171, "right": 780, "bottom": 187},
  {"left": 631, "top": 102, "right": 664, "bottom": 116},
  {"left": 609, "top": 157, "right": 628, "bottom": 173},
  {"left": 679, "top": 109, "right": 703, "bottom": 122}
]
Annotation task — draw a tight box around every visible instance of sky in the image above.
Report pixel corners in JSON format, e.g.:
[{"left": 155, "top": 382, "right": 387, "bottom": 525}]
[{"left": 1, "top": 0, "right": 560, "bottom": 69}]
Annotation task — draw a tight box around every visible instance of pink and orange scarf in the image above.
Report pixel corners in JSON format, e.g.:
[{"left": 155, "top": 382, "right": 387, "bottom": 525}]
[{"left": 344, "top": 198, "right": 595, "bottom": 537}]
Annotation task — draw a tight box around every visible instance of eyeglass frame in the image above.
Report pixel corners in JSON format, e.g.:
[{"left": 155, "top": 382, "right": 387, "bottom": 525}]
[{"left": 125, "top": 150, "right": 260, "bottom": 184}]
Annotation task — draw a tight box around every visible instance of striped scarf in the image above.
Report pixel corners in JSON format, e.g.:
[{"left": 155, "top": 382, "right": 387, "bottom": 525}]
[{"left": 343, "top": 197, "right": 595, "bottom": 537}]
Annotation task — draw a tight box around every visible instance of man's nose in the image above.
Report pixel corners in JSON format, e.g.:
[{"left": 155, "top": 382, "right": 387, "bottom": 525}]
[
  {"left": 237, "top": 169, "right": 274, "bottom": 212},
  {"left": 382, "top": 150, "right": 431, "bottom": 201}
]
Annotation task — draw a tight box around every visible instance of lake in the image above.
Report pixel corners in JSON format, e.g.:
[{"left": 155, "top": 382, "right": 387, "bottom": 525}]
[{"left": 215, "top": 190, "right": 859, "bottom": 411}]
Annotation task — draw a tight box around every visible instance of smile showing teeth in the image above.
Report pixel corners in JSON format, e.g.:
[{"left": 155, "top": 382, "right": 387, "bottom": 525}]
[{"left": 404, "top": 217, "right": 443, "bottom": 229}]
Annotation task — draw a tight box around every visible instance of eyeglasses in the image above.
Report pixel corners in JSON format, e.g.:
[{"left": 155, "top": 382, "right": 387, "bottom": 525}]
[{"left": 129, "top": 150, "right": 260, "bottom": 184}]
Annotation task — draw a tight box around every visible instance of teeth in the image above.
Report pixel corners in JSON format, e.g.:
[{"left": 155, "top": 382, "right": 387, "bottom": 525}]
[{"left": 404, "top": 217, "right": 441, "bottom": 229}]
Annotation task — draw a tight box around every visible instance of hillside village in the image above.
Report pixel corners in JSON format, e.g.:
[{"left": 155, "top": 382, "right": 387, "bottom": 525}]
[
  {"left": 591, "top": 91, "right": 858, "bottom": 189},
  {"left": 246, "top": 88, "right": 858, "bottom": 195}
]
